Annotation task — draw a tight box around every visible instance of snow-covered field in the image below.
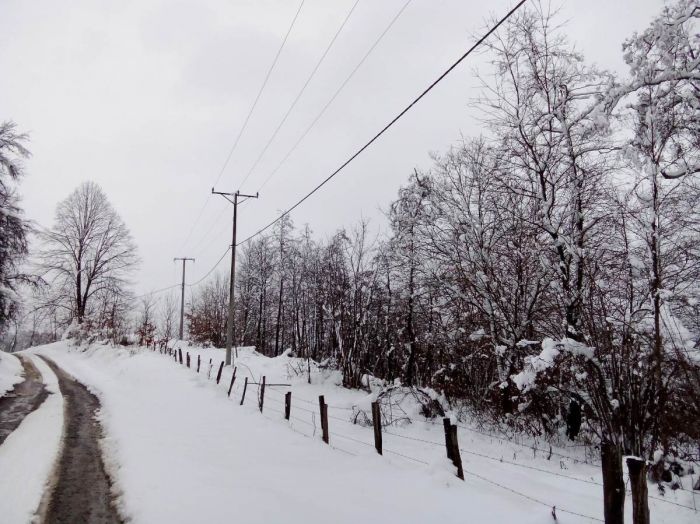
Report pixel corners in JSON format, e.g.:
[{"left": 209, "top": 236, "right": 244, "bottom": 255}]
[
  {"left": 0, "top": 351, "right": 23, "bottom": 397},
  {"left": 5, "top": 341, "right": 697, "bottom": 523}
]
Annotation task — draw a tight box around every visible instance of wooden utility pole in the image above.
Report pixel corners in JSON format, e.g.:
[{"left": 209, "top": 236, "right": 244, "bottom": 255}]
[
  {"left": 212, "top": 188, "right": 259, "bottom": 366},
  {"left": 174, "top": 257, "right": 195, "bottom": 340}
]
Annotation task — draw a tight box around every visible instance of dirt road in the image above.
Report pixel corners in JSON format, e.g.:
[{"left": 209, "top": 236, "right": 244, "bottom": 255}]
[
  {"left": 0, "top": 355, "right": 48, "bottom": 446},
  {"left": 40, "top": 357, "right": 123, "bottom": 524}
]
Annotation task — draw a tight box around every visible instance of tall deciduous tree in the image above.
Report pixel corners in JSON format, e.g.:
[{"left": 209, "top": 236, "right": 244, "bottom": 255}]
[{"left": 38, "top": 181, "right": 138, "bottom": 325}]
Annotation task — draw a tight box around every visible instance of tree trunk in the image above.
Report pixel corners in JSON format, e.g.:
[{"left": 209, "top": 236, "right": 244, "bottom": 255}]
[
  {"left": 275, "top": 280, "right": 284, "bottom": 355},
  {"left": 256, "top": 289, "right": 264, "bottom": 353},
  {"left": 627, "top": 457, "right": 649, "bottom": 524},
  {"left": 404, "top": 263, "right": 417, "bottom": 386},
  {"left": 601, "top": 441, "right": 625, "bottom": 524}
]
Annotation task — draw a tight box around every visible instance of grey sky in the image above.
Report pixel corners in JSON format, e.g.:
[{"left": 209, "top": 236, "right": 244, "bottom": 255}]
[{"left": 0, "top": 0, "right": 663, "bottom": 296}]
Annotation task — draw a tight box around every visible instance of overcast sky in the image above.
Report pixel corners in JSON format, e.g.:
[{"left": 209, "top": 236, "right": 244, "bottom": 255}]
[{"left": 0, "top": 0, "right": 663, "bottom": 297}]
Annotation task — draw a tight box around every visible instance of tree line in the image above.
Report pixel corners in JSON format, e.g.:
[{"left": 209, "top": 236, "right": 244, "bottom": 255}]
[{"left": 186, "top": 3, "right": 700, "bottom": 522}]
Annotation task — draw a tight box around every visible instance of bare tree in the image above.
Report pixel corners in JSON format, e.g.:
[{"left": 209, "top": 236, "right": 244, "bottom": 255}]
[
  {"left": 38, "top": 181, "right": 139, "bottom": 326},
  {"left": 136, "top": 294, "right": 157, "bottom": 346},
  {"left": 187, "top": 271, "right": 229, "bottom": 347},
  {"left": 158, "top": 293, "right": 178, "bottom": 346}
]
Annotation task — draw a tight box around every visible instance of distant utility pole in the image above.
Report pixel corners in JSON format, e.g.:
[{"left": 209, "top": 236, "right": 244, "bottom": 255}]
[
  {"left": 174, "top": 257, "right": 195, "bottom": 340},
  {"left": 212, "top": 188, "right": 259, "bottom": 366}
]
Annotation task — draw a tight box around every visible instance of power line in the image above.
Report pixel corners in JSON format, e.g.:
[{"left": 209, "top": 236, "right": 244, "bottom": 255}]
[
  {"left": 211, "top": 0, "right": 305, "bottom": 190},
  {"left": 237, "top": 0, "right": 529, "bottom": 246},
  {"left": 134, "top": 246, "right": 231, "bottom": 299},
  {"left": 184, "top": 0, "right": 409, "bottom": 258},
  {"left": 188, "top": 203, "right": 229, "bottom": 255},
  {"left": 187, "top": 246, "right": 232, "bottom": 287},
  {"left": 179, "top": 0, "right": 306, "bottom": 252},
  {"left": 254, "top": 0, "right": 413, "bottom": 194},
  {"left": 133, "top": 284, "right": 180, "bottom": 300},
  {"left": 237, "top": 0, "right": 361, "bottom": 190}
]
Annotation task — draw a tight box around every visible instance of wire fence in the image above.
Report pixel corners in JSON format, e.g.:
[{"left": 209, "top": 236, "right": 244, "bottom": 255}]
[{"left": 154, "top": 345, "right": 698, "bottom": 518}]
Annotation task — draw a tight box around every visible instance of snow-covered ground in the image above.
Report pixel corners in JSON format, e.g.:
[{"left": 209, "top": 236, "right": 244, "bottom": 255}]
[
  {"left": 0, "top": 351, "right": 23, "bottom": 397},
  {"left": 12, "top": 341, "right": 699, "bottom": 523},
  {"left": 0, "top": 355, "right": 64, "bottom": 524}
]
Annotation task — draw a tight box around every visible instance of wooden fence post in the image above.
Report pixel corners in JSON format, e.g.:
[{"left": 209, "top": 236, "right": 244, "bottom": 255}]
[
  {"left": 197, "top": 355, "right": 201, "bottom": 373},
  {"left": 186, "top": 352, "right": 190, "bottom": 368},
  {"left": 240, "top": 377, "right": 248, "bottom": 405},
  {"left": 372, "top": 401, "right": 382, "bottom": 455},
  {"left": 319, "top": 395, "right": 329, "bottom": 444},
  {"left": 450, "top": 424, "right": 464, "bottom": 480},
  {"left": 228, "top": 367, "right": 237, "bottom": 397},
  {"left": 207, "top": 358, "right": 213, "bottom": 379},
  {"left": 442, "top": 418, "right": 464, "bottom": 480},
  {"left": 284, "top": 392, "right": 291, "bottom": 420},
  {"left": 178, "top": 348, "right": 183, "bottom": 365},
  {"left": 216, "top": 361, "right": 224, "bottom": 384},
  {"left": 443, "top": 418, "right": 454, "bottom": 461},
  {"left": 259, "top": 376, "right": 266, "bottom": 413}
]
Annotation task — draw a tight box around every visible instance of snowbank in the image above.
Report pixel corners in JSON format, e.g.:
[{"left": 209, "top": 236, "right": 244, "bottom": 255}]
[
  {"left": 0, "top": 351, "right": 23, "bottom": 397},
  {"left": 0, "top": 355, "right": 64, "bottom": 523}
]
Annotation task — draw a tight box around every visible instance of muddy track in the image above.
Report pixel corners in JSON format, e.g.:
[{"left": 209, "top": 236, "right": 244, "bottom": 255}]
[
  {"left": 0, "top": 354, "right": 49, "bottom": 446},
  {"left": 40, "top": 356, "right": 123, "bottom": 524}
]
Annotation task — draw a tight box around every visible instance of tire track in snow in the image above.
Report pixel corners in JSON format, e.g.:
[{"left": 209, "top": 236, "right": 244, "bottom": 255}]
[
  {"left": 39, "top": 356, "right": 123, "bottom": 524},
  {"left": 0, "top": 354, "right": 49, "bottom": 446}
]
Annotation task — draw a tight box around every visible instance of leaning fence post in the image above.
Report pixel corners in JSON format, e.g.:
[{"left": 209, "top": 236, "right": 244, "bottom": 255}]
[
  {"left": 216, "top": 361, "right": 224, "bottom": 384},
  {"left": 443, "top": 418, "right": 454, "bottom": 461},
  {"left": 450, "top": 423, "right": 464, "bottom": 480},
  {"left": 228, "top": 367, "right": 237, "bottom": 397},
  {"left": 197, "top": 355, "right": 201, "bottom": 373},
  {"left": 284, "top": 392, "right": 291, "bottom": 420},
  {"left": 319, "top": 395, "right": 329, "bottom": 444},
  {"left": 240, "top": 377, "right": 248, "bottom": 405},
  {"left": 259, "top": 376, "right": 266, "bottom": 413},
  {"left": 372, "top": 401, "right": 383, "bottom": 455}
]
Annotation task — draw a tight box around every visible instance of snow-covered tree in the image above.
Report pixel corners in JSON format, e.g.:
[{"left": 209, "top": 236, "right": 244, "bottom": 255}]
[{"left": 0, "top": 121, "right": 33, "bottom": 335}]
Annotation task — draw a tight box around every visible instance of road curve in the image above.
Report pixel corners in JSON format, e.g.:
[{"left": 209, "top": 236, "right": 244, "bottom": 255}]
[
  {"left": 39, "top": 356, "right": 123, "bottom": 524},
  {"left": 0, "top": 354, "right": 48, "bottom": 446}
]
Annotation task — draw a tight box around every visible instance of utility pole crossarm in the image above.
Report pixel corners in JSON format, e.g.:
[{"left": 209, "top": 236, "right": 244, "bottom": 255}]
[
  {"left": 212, "top": 187, "right": 259, "bottom": 366},
  {"left": 174, "top": 257, "right": 195, "bottom": 340}
]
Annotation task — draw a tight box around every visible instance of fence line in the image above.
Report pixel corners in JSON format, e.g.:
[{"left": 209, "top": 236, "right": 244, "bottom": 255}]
[
  {"left": 462, "top": 468, "right": 604, "bottom": 522},
  {"left": 157, "top": 346, "right": 698, "bottom": 514}
]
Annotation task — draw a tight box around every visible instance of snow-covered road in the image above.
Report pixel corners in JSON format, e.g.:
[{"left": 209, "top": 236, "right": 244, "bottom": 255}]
[
  {"left": 40, "top": 356, "right": 122, "bottom": 523},
  {"left": 30, "top": 342, "right": 548, "bottom": 524},
  {"left": 19, "top": 341, "right": 698, "bottom": 524},
  {"left": 1, "top": 341, "right": 696, "bottom": 523}
]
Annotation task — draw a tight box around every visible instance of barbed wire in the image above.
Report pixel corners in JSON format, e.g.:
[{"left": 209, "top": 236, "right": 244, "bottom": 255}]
[
  {"left": 156, "top": 348, "right": 698, "bottom": 513},
  {"left": 462, "top": 469, "right": 604, "bottom": 522}
]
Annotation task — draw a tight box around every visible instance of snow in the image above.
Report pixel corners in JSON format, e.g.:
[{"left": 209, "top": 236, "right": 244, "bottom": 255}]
[
  {"left": 512, "top": 338, "right": 595, "bottom": 392},
  {"left": 15, "top": 341, "right": 698, "bottom": 524},
  {"left": 0, "top": 355, "right": 64, "bottom": 524},
  {"left": 0, "top": 351, "right": 23, "bottom": 397}
]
